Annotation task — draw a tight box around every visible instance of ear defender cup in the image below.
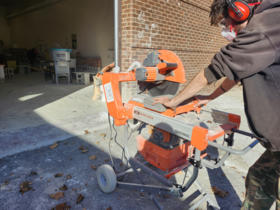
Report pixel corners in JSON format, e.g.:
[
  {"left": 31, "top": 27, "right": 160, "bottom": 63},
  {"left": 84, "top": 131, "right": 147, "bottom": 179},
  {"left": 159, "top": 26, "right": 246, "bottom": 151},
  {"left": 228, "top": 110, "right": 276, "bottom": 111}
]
[{"left": 228, "top": 1, "right": 251, "bottom": 22}]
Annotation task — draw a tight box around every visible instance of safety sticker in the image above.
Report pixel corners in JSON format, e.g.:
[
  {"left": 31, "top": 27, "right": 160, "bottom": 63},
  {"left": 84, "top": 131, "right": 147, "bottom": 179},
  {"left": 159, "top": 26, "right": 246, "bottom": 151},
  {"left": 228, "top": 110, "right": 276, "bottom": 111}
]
[{"left": 104, "top": 82, "right": 114, "bottom": 103}]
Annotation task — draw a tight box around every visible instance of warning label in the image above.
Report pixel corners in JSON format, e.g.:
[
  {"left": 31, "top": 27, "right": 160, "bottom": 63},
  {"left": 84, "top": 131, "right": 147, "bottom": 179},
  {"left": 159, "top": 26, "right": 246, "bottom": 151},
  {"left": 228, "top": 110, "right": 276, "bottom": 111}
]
[{"left": 104, "top": 82, "right": 114, "bottom": 103}]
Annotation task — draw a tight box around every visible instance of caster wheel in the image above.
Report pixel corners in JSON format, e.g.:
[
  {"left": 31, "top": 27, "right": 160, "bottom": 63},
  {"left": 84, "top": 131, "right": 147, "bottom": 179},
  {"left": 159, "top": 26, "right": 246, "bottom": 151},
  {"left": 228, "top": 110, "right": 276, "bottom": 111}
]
[{"left": 97, "top": 164, "right": 117, "bottom": 193}]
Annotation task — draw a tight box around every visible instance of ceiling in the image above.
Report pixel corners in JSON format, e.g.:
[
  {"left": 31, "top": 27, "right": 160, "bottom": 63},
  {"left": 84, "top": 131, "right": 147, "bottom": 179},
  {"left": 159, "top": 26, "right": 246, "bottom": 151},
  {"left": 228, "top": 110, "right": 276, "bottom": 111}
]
[
  {"left": 0, "top": 0, "right": 47, "bottom": 15},
  {"left": 0, "top": 0, "right": 19, "bottom": 7}
]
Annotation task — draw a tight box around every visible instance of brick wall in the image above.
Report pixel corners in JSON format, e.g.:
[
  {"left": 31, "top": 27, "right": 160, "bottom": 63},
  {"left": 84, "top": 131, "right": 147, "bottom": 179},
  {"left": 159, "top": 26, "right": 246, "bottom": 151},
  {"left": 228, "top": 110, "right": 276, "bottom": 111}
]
[{"left": 121, "top": 0, "right": 229, "bottom": 102}]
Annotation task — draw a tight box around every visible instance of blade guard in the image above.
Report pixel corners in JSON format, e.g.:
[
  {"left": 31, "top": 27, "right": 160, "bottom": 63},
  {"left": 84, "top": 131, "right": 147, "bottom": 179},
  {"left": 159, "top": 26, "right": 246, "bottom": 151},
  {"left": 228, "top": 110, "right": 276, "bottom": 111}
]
[
  {"left": 102, "top": 50, "right": 187, "bottom": 126},
  {"left": 154, "top": 50, "right": 186, "bottom": 83}
]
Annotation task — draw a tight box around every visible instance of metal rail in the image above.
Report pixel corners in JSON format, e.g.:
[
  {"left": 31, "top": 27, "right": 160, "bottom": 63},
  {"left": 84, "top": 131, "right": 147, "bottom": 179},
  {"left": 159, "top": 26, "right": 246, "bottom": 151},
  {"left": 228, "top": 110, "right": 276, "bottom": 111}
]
[
  {"left": 114, "top": 0, "right": 121, "bottom": 73},
  {"left": 208, "top": 139, "right": 259, "bottom": 156}
]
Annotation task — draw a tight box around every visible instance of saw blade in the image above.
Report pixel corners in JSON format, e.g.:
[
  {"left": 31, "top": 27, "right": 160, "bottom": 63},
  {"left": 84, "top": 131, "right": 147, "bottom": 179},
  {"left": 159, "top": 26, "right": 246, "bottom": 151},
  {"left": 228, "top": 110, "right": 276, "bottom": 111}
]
[{"left": 147, "top": 81, "right": 180, "bottom": 97}]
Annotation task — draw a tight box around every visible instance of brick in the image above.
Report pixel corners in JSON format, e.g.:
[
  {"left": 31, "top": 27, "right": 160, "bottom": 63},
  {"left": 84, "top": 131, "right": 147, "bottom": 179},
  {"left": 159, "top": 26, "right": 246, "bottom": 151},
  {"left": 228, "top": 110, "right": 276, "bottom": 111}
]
[{"left": 121, "top": 0, "right": 228, "bottom": 99}]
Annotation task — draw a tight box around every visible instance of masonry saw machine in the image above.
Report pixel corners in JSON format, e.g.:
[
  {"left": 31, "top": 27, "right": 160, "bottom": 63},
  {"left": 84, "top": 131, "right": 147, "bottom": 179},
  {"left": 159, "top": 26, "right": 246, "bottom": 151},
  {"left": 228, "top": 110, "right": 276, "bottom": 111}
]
[{"left": 96, "top": 50, "right": 259, "bottom": 210}]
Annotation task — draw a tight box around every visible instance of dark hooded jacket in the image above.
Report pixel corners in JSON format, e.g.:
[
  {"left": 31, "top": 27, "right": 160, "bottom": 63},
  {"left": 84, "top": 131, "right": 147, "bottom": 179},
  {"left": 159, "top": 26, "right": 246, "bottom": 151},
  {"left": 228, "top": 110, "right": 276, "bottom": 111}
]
[{"left": 204, "top": 0, "right": 280, "bottom": 150}]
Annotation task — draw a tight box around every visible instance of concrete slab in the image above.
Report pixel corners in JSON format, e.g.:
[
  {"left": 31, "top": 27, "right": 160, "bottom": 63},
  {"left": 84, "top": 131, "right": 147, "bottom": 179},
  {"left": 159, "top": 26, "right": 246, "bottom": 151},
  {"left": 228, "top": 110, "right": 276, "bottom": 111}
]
[
  {"left": 0, "top": 126, "right": 275, "bottom": 210},
  {"left": 0, "top": 72, "right": 108, "bottom": 158},
  {"left": 0, "top": 74, "right": 275, "bottom": 209},
  {"left": 0, "top": 73, "right": 266, "bottom": 172}
]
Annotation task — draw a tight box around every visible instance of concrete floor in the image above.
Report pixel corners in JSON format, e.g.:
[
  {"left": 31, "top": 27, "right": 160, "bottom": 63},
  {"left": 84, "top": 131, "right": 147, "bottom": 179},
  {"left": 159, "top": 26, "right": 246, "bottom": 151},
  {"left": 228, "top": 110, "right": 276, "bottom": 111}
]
[
  {"left": 0, "top": 127, "right": 248, "bottom": 210},
  {"left": 0, "top": 71, "right": 272, "bottom": 209},
  {"left": 0, "top": 72, "right": 108, "bottom": 158},
  {"left": 0, "top": 71, "right": 265, "bottom": 170}
]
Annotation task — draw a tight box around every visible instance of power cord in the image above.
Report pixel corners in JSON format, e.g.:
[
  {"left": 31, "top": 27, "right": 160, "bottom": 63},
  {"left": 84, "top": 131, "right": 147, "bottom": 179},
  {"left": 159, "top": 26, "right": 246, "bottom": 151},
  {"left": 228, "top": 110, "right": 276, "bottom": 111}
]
[
  {"left": 107, "top": 113, "right": 134, "bottom": 181},
  {"left": 108, "top": 113, "right": 116, "bottom": 171}
]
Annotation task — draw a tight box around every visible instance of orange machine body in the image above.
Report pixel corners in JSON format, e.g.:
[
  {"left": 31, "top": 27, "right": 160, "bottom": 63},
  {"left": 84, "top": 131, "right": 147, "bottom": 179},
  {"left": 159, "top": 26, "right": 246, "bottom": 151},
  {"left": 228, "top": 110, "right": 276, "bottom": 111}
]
[
  {"left": 136, "top": 135, "right": 192, "bottom": 172},
  {"left": 101, "top": 50, "right": 241, "bottom": 178}
]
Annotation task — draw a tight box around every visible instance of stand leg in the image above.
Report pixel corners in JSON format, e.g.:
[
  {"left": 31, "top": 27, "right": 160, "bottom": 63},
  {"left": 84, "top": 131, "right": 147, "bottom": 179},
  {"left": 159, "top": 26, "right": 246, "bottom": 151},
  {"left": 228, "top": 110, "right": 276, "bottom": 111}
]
[
  {"left": 186, "top": 169, "right": 220, "bottom": 210},
  {"left": 129, "top": 159, "right": 163, "bottom": 210},
  {"left": 124, "top": 124, "right": 162, "bottom": 210}
]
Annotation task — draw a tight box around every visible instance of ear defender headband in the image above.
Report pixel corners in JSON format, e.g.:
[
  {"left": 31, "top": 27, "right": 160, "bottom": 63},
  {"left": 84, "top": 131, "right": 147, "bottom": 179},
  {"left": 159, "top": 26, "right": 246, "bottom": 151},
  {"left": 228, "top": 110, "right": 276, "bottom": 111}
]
[{"left": 226, "top": 0, "right": 261, "bottom": 22}]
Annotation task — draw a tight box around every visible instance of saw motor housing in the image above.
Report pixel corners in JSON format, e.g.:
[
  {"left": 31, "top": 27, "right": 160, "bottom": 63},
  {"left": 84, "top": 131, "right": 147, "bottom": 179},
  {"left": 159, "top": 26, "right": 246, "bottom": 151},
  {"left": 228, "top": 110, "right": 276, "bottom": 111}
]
[{"left": 137, "top": 125, "right": 192, "bottom": 172}]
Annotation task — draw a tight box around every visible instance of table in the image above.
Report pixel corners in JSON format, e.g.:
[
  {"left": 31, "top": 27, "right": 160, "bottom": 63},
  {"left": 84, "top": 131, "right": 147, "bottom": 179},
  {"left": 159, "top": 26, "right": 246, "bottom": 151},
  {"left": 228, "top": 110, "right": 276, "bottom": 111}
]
[
  {"left": 73, "top": 72, "right": 91, "bottom": 85},
  {"left": 17, "top": 65, "right": 31, "bottom": 75}
]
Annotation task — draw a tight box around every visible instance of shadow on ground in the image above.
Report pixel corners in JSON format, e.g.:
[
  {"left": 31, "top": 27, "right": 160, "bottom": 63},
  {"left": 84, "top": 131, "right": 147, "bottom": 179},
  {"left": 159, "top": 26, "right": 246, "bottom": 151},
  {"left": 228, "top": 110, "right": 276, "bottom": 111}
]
[
  {"left": 0, "top": 72, "right": 252, "bottom": 210},
  {"left": 0, "top": 125, "right": 249, "bottom": 210}
]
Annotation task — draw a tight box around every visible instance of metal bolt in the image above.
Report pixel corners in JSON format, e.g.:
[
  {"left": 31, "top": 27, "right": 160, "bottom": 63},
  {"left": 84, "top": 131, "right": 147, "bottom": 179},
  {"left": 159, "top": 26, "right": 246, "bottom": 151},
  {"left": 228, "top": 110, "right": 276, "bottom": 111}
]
[
  {"left": 171, "top": 190, "right": 174, "bottom": 193},
  {"left": 126, "top": 117, "right": 128, "bottom": 119},
  {"left": 141, "top": 189, "right": 144, "bottom": 192},
  {"left": 126, "top": 109, "right": 128, "bottom": 111}
]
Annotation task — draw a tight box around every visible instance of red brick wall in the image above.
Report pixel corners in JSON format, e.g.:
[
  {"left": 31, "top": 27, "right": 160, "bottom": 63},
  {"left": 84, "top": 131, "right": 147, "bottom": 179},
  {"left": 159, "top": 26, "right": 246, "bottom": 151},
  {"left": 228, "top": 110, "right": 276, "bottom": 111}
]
[{"left": 121, "top": 0, "right": 229, "bottom": 102}]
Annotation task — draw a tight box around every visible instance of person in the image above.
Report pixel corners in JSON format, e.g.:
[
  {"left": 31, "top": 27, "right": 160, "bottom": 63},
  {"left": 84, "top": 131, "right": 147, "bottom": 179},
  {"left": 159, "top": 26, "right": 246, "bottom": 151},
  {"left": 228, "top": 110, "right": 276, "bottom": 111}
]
[
  {"left": 26, "top": 48, "right": 39, "bottom": 65},
  {"left": 153, "top": 0, "right": 280, "bottom": 209}
]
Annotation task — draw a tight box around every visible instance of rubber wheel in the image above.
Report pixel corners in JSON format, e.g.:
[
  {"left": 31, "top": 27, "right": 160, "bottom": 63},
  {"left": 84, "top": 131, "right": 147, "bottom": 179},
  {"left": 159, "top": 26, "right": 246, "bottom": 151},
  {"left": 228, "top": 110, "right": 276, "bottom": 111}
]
[{"left": 97, "top": 164, "right": 117, "bottom": 193}]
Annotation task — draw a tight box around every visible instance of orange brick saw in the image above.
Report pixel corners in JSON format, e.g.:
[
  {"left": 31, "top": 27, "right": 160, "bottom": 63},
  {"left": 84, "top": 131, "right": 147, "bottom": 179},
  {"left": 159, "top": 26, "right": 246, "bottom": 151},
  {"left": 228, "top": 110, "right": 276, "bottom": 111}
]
[{"left": 96, "top": 50, "right": 259, "bottom": 210}]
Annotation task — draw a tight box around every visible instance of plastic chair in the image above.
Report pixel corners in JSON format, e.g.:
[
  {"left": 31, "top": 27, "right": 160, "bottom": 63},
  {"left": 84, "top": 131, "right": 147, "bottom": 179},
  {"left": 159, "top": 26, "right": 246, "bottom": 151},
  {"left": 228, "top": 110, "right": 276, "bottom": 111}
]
[
  {"left": 4, "top": 68, "right": 8, "bottom": 78},
  {"left": 55, "top": 61, "right": 70, "bottom": 84},
  {"left": 76, "top": 73, "right": 84, "bottom": 85},
  {"left": 7, "top": 68, "right": 14, "bottom": 79}
]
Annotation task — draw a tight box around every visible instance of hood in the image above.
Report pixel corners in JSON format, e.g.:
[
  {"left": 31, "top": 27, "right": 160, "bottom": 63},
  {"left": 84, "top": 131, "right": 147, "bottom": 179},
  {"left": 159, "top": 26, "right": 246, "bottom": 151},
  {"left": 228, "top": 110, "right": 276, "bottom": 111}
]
[{"left": 255, "top": 0, "right": 280, "bottom": 14}]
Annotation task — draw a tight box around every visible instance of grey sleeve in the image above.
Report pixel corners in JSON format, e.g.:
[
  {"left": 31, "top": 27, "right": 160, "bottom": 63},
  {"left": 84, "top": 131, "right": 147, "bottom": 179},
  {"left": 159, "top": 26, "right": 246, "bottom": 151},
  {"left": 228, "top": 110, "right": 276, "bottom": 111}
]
[{"left": 204, "top": 29, "right": 276, "bottom": 83}]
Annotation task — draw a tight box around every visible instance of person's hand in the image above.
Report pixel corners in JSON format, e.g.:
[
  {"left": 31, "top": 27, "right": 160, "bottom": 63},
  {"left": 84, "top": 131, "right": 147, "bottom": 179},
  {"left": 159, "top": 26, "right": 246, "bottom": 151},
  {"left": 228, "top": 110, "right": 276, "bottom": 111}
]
[
  {"left": 152, "top": 96, "right": 176, "bottom": 110},
  {"left": 193, "top": 95, "right": 212, "bottom": 108}
]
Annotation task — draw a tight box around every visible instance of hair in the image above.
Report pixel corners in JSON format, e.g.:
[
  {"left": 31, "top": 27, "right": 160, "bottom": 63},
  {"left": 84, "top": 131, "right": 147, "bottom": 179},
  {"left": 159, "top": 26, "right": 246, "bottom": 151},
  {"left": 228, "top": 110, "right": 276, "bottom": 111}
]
[{"left": 209, "top": 0, "right": 263, "bottom": 26}]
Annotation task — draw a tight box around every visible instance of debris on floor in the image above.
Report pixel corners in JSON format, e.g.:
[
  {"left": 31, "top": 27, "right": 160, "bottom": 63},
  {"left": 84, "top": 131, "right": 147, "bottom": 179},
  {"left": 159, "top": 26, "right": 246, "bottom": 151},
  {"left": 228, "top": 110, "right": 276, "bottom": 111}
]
[
  {"left": 82, "top": 149, "right": 89, "bottom": 153},
  {"left": 212, "top": 186, "right": 229, "bottom": 198},
  {"left": 59, "top": 184, "right": 67, "bottom": 191},
  {"left": 50, "top": 142, "right": 58, "bottom": 150},
  {"left": 54, "top": 173, "right": 64, "bottom": 178},
  {"left": 76, "top": 194, "right": 84, "bottom": 204},
  {"left": 51, "top": 202, "right": 71, "bottom": 210},
  {"left": 90, "top": 164, "right": 97, "bottom": 170},
  {"left": 89, "top": 155, "right": 97, "bottom": 160},
  {"left": 19, "top": 182, "right": 33, "bottom": 195},
  {"left": 49, "top": 192, "right": 64, "bottom": 201}
]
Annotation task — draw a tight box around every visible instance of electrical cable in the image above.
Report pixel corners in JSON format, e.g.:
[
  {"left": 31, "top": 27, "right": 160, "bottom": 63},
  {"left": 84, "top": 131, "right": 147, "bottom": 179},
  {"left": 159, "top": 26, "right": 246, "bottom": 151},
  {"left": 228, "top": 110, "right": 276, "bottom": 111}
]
[
  {"left": 112, "top": 120, "right": 129, "bottom": 165},
  {"left": 107, "top": 112, "right": 137, "bottom": 181},
  {"left": 108, "top": 113, "right": 116, "bottom": 171},
  {"left": 114, "top": 123, "right": 131, "bottom": 181}
]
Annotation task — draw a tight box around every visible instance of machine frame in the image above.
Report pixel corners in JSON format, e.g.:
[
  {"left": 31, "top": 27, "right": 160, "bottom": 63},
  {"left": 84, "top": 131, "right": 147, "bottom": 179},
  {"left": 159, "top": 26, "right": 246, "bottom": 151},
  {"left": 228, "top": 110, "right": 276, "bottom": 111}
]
[{"left": 96, "top": 51, "right": 259, "bottom": 210}]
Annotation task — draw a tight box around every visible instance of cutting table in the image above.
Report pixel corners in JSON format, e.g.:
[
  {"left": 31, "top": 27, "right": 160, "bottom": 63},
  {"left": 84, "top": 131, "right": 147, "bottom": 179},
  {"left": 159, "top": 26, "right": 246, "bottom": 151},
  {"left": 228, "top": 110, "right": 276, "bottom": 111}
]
[{"left": 96, "top": 50, "right": 259, "bottom": 210}]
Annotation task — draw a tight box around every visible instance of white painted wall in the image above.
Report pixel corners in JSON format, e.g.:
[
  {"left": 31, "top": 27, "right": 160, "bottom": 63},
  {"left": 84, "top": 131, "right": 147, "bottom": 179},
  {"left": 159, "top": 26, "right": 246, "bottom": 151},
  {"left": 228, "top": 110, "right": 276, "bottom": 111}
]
[
  {"left": 0, "top": 6, "right": 11, "bottom": 49},
  {"left": 8, "top": 0, "right": 114, "bottom": 67}
]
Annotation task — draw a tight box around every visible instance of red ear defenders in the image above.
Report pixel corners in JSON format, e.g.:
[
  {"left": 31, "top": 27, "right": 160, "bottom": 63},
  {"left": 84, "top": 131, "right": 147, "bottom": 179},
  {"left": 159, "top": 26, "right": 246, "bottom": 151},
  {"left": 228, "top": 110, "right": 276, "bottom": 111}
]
[{"left": 226, "top": 0, "right": 261, "bottom": 22}]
